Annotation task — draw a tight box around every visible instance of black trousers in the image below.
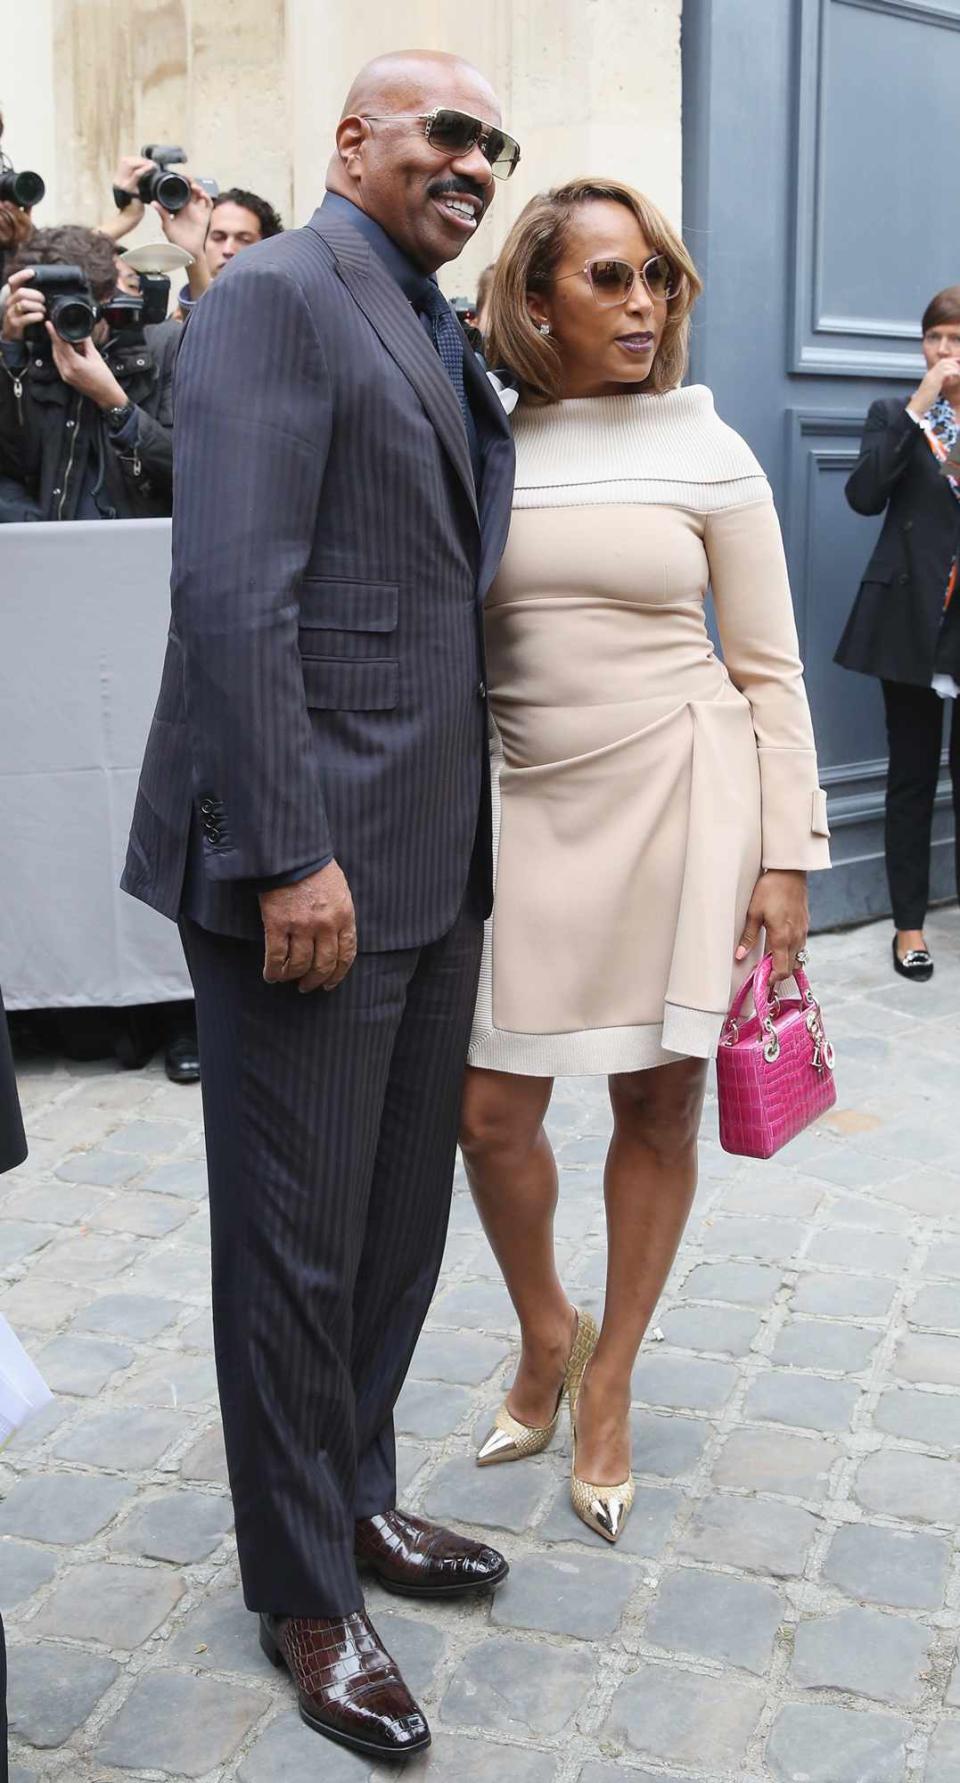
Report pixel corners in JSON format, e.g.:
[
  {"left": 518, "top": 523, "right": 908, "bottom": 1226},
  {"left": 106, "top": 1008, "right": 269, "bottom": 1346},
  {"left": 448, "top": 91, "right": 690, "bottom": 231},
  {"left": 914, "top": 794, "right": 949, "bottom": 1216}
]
[
  {"left": 180, "top": 891, "right": 482, "bottom": 1618},
  {"left": 882, "top": 680, "right": 960, "bottom": 928}
]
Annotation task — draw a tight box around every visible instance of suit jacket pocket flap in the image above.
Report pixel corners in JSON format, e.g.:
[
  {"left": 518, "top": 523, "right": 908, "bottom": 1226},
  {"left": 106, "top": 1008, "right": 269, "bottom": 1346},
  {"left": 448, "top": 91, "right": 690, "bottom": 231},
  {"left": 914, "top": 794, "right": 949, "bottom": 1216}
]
[
  {"left": 812, "top": 788, "right": 831, "bottom": 838},
  {"left": 299, "top": 579, "right": 399, "bottom": 632},
  {"left": 301, "top": 656, "right": 399, "bottom": 711}
]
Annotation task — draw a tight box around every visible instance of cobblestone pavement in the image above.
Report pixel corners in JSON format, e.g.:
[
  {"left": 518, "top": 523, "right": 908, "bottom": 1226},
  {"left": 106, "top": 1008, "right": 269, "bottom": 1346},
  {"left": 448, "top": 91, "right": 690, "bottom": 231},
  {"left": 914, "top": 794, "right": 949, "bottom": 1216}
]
[{"left": 2, "top": 911, "right": 960, "bottom": 1782}]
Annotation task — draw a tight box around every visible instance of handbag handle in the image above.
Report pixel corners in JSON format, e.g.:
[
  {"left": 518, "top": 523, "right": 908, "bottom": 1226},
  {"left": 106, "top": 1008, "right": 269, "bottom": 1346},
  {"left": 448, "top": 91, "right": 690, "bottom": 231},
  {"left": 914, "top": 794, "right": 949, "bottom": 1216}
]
[{"left": 726, "top": 952, "right": 815, "bottom": 1027}]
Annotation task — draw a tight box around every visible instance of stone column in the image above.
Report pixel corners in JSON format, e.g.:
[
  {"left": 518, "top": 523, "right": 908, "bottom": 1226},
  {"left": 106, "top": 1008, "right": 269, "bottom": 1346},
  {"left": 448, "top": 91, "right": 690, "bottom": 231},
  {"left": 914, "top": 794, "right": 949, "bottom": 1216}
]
[{"left": 0, "top": 0, "right": 289, "bottom": 243}]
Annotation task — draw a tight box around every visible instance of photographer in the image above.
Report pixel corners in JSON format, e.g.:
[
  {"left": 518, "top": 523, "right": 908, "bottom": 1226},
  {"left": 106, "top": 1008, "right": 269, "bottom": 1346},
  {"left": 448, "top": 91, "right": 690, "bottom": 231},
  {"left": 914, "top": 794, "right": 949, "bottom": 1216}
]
[
  {"left": 101, "top": 153, "right": 214, "bottom": 308},
  {"left": 0, "top": 109, "right": 36, "bottom": 284},
  {"left": 165, "top": 187, "right": 283, "bottom": 316},
  {"left": 0, "top": 225, "right": 178, "bottom": 520},
  {"left": 103, "top": 155, "right": 282, "bottom": 315}
]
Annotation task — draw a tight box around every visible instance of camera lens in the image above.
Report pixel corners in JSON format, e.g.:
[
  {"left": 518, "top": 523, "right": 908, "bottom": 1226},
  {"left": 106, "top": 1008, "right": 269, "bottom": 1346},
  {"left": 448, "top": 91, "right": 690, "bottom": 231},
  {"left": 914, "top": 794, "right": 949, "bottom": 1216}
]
[
  {"left": 0, "top": 169, "right": 45, "bottom": 207},
  {"left": 50, "top": 295, "right": 96, "bottom": 343},
  {"left": 152, "top": 170, "right": 191, "bottom": 214}
]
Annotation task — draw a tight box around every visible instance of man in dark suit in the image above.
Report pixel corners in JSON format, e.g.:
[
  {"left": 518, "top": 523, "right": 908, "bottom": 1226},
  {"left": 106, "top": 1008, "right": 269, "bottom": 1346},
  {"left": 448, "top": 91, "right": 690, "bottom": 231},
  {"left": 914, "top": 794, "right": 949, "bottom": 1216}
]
[{"left": 122, "top": 48, "right": 517, "bottom": 1761}]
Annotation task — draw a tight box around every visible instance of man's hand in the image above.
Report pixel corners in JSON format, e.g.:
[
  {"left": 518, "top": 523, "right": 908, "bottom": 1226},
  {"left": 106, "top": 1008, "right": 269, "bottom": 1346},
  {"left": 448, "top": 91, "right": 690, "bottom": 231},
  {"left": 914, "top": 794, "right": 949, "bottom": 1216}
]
[
  {"left": 155, "top": 183, "right": 213, "bottom": 298},
  {"left": 908, "top": 357, "right": 960, "bottom": 419},
  {"left": 97, "top": 155, "right": 152, "bottom": 243},
  {"left": 1, "top": 267, "right": 45, "bottom": 342},
  {"left": 259, "top": 860, "right": 357, "bottom": 994},
  {"left": 46, "top": 328, "right": 127, "bottom": 410},
  {"left": 735, "top": 869, "right": 809, "bottom": 982}
]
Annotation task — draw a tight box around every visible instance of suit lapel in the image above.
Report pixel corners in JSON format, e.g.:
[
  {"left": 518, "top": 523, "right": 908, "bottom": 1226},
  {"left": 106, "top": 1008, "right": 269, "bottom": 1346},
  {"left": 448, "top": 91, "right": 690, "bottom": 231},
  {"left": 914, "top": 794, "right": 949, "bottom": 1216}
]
[
  {"left": 463, "top": 347, "right": 516, "bottom": 601},
  {"left": 307, "top": 209, "right": 478, "bottom": 523}
]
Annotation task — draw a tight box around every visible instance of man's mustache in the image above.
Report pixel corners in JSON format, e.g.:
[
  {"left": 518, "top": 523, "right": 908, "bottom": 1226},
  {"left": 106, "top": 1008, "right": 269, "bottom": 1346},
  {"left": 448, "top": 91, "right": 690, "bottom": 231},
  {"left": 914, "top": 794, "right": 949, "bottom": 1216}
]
[{"left": 427, "top": 176, "right": 488, "bottom": 208}]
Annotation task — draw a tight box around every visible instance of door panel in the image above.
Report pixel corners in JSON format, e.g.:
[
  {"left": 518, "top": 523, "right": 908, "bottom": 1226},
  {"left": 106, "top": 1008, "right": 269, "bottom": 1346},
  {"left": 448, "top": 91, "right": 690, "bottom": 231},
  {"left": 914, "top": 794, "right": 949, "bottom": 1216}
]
[{"left": 683, "top": 0, "right": 958, "bottom": 928}]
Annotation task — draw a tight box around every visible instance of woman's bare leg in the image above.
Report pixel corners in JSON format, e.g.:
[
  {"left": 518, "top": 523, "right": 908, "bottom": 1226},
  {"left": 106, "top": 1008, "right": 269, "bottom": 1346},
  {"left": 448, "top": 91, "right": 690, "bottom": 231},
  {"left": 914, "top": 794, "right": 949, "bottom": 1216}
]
[
  {"left": 460, "top": 1065, "right": 576, "bottom": 1426},
  {"left": 573, "top": 1057, "right": 709, "bottom": 1484}
]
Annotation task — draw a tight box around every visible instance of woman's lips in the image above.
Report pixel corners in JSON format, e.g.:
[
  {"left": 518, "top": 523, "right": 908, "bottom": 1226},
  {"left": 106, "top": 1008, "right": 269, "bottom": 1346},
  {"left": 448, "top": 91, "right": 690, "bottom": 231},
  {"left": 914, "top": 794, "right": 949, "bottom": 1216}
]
[{"left": 615, "top": 334, "right": 655, "bottom": 355}]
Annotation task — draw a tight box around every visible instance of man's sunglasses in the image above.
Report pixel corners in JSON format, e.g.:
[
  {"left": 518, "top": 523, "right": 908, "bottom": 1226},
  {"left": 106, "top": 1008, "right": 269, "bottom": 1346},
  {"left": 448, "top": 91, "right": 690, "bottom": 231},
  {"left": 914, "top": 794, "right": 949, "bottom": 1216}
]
[
  {"left": 555, "top": 254, "right": 680, "bottom": 307},
  {"left": 361, "top": 108, "right": 521, "bottom": 180}
]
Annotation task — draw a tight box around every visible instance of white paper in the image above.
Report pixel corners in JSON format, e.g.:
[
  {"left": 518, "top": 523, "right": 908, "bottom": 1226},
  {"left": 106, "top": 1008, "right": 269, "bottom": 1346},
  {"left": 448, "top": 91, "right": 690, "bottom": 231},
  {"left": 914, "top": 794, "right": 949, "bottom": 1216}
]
[{"left": 0, "top": 1314, "right": 53, "bottom": 1445}]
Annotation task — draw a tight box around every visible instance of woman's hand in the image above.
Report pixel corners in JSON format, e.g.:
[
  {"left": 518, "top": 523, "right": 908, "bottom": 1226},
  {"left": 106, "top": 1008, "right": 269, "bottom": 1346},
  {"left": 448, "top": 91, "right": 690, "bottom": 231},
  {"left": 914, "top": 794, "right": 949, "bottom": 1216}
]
[
  {"left": 907, "top": 357, "right": 960, "bottom": 419},
  {"left": 735, "top": 869, "right": 809, "bottom": 981}
]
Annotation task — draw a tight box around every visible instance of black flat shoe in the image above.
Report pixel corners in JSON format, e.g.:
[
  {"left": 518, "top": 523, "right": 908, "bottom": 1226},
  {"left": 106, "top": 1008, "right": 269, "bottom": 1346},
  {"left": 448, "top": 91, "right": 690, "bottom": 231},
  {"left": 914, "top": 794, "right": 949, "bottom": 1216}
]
[
  {"left": 165, "top": 1031, "right": 201, "bottom": 1083},
  {"left": 892, "top": 936, "right": 934, "bottom": 982}
]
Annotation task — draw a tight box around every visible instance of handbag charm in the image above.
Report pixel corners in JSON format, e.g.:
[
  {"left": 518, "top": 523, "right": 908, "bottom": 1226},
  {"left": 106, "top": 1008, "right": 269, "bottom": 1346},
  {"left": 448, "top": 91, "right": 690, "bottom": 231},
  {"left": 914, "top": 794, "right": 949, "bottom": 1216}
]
[{"left": 717, "top": 953, "right": 837, "bottom": 1158}]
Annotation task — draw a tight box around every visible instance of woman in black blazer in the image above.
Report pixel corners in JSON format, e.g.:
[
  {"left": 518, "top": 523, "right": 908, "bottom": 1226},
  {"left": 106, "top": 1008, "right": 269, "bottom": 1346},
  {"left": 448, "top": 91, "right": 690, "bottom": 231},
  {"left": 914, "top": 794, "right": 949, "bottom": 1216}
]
[{"left": 836, "top": 284, "right": 960, "bottom": 981}]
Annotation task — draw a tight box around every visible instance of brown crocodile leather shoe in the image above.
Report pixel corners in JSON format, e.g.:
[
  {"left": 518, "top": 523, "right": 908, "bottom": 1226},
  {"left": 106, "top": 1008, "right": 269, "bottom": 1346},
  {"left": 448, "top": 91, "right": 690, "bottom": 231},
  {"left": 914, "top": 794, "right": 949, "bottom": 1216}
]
[
  {"left": 259, "top": 1610, "right": 430, "bottom": 1758},
  {"left": 355, "top": 1508, "right": 509, "bottom": 1598}
]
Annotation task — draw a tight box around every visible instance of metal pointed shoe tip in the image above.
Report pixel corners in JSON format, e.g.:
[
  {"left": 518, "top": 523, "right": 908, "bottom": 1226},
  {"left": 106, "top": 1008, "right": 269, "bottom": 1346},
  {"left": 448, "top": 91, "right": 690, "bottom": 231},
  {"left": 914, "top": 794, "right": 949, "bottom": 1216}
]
[
  {"left": 476, "top": 1400, "right": 558, "bottom": 1466},
  {"left": 477, "top": 1424, "right": 524, "bottom": 1466},
  {"left": 570, "top": 1471, "right": 636, "bottom": 1544},
  {"left": 590, "top": 1491, "right": 629, "bottom": 1543}
]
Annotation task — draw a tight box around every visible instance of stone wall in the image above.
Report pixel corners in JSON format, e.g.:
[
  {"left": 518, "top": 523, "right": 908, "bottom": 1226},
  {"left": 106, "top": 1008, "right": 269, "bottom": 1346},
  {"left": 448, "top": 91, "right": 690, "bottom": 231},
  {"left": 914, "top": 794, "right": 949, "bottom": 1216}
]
[{"left": 0, "top": 0, "right": 682, "bottom": 295}]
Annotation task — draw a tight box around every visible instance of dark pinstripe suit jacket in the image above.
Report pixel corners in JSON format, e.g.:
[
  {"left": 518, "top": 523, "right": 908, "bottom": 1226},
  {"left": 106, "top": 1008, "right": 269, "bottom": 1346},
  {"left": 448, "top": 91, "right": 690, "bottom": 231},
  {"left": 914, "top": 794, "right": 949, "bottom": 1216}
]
[{"left": 122, "top": 202, "right": 515, "bottom": 950}]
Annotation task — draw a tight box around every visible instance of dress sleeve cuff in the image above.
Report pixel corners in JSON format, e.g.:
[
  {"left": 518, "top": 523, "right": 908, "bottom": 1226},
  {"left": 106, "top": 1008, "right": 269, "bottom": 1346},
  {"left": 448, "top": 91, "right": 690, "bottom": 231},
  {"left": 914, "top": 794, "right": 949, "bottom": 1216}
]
[{"left": 758, "top": 749, "right": 832, "bottom": 871}]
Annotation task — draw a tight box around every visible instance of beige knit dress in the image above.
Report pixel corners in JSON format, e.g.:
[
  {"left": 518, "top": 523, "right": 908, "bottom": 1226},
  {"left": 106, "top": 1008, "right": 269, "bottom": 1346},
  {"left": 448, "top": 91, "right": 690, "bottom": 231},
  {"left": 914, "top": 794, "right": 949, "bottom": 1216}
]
[{"left": 468, "top": 385, "right": 830, "bottom": 1077}]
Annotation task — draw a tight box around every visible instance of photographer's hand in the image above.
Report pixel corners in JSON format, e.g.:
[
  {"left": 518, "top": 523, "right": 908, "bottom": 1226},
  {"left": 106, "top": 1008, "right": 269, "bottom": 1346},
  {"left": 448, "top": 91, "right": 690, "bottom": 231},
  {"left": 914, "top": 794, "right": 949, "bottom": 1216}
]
[
  {"left": 46, "top": 328, "right": 127, "bottom": 410},
  {"left": 98, "top": 155, "right": 153, "bottom": 244},
  {"left": 156, "top": 184, "right": 213, "bottom": 299},
  {"left": 1, "top": 268, "right": 45, "bottom": 342}
]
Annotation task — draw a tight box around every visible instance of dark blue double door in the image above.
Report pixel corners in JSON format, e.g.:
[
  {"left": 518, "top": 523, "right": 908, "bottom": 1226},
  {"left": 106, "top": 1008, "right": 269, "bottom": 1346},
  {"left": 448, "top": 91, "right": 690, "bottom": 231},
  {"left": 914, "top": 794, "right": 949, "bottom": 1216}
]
[{"left": 682, "top": 0, "right": 960, "bottom": 927}]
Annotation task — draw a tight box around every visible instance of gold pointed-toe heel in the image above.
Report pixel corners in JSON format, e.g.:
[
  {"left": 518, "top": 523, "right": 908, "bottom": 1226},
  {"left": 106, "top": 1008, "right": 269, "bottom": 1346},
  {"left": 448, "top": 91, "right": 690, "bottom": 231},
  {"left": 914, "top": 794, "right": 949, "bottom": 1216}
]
[
  {"left": 570, "top": 1455, "right": 635, "bottom": 1544},
  {"left": 564, "top": 1308, "right": 599, "bottom": 1411},
  {"left": 570, "top": 1374, "right": 635, "bottom": 1545},
  {"left": 476, "top": 1400, "right": 560, "bottom": 1467},
  {"left": 476, "top": 1307, "right": 598, "bottom": 1468}
]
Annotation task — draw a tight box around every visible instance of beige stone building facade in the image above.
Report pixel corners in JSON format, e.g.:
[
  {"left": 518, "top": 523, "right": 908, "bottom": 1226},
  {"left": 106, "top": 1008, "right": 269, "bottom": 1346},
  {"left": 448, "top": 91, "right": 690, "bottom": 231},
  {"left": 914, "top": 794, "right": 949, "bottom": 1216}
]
[{"left": 0, "top": 0, "right": 682, "bottom": 297}]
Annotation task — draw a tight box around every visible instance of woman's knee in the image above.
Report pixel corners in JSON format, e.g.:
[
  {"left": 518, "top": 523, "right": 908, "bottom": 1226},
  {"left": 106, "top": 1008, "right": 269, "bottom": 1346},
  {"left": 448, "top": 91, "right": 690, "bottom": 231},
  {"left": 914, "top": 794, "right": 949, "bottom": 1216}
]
[
  {"left": 609, "top": 1060, "right": 707, "bottom": 1159},
  {"left": 459, "top": 1068, "right": 551, "bottom": 1165}
]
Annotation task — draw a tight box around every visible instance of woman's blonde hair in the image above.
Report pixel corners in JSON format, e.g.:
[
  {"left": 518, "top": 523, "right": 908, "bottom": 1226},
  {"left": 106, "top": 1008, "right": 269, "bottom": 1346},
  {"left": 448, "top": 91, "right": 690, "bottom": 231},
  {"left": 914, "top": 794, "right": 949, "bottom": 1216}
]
[{"left": 486, "top": 177, "right": 702, "bottom": 404}]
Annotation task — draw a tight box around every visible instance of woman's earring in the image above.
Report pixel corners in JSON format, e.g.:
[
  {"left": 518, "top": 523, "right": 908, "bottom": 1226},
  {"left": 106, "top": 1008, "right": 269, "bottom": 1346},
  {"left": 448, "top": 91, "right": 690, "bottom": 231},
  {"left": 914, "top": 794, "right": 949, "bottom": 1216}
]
[{"left": 537, "top": 321, "right": 551, "bottom": 337}]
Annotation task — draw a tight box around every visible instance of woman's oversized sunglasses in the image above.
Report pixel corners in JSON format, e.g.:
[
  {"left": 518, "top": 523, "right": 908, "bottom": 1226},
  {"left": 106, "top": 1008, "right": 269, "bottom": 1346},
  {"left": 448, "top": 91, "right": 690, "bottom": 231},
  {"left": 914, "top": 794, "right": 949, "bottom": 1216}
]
[
  {"left": 555, "top": 254, "right": 680, "bottom": 307},
  {"left": 361, "top": 108, "right": 521, "bottom": 180}
]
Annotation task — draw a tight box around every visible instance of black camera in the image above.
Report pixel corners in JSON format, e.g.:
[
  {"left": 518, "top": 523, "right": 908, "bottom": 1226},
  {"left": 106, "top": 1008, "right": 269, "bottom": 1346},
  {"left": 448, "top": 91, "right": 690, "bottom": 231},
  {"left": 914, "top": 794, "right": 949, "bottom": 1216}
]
[
  {"left": 0, "top": 150, "right": 45, "bottom": 209},
  {"left": 25, "top": 265, "right": 171, "bottom": 348},
  {"left": 100, "top": 273, "right": 171, "bottom": 331},
  {"left": 25, "top": 266, "right": 97, "bottom": 343},
  {"left": 137, "top": 144, "right": 191, "bottom": 214}
]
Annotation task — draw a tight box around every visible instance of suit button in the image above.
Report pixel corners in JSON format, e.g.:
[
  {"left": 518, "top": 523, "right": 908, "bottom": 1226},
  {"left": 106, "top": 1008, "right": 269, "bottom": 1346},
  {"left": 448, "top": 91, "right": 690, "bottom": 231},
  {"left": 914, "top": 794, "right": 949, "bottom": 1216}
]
[{"left": 200, "top": 799, "right": 215, "bottom": 815}]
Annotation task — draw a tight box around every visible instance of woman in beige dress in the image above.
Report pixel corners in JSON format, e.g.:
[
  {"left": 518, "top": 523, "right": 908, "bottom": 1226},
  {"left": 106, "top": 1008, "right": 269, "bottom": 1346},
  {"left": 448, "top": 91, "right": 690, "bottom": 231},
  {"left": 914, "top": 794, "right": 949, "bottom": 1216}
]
[{"left": 460, "top": 179, "right": 830, "bottom": 1544}]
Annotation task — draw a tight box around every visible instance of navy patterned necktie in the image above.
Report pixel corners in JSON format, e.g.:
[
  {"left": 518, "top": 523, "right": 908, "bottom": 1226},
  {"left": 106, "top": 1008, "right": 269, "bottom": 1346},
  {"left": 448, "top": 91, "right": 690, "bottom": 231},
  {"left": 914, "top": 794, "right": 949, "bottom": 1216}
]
[{"left": 416, "top": 281, "right": 471, "bottom": 436}]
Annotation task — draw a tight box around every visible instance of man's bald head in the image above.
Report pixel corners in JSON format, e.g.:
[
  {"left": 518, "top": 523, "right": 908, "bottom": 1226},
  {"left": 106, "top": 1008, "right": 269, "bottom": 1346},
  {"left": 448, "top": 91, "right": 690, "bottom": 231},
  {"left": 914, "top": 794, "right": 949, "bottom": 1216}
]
[
  {"left": 328, "top": 48, "right": 508, "bottom": 274},
  {"left": 340, "top": 51, "right": 499, "bottom": 126}
]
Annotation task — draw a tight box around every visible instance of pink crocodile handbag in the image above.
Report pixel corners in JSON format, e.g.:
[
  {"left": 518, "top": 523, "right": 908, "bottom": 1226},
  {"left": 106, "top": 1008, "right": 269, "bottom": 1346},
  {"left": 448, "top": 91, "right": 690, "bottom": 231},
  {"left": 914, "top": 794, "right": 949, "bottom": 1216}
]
[{"left": 717, "top": 953, "right": 837, "bottom": 1158}]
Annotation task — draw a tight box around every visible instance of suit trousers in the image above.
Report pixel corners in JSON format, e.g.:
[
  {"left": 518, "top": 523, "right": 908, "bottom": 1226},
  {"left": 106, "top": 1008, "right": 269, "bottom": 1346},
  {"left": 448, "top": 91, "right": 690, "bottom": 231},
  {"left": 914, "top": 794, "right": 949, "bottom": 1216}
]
[
  {"left": 882, "top": 680, "right": 960, "bottom": 928},
  {"left": 180, "top": 887, "right": 483, "bottom": 1618}
]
